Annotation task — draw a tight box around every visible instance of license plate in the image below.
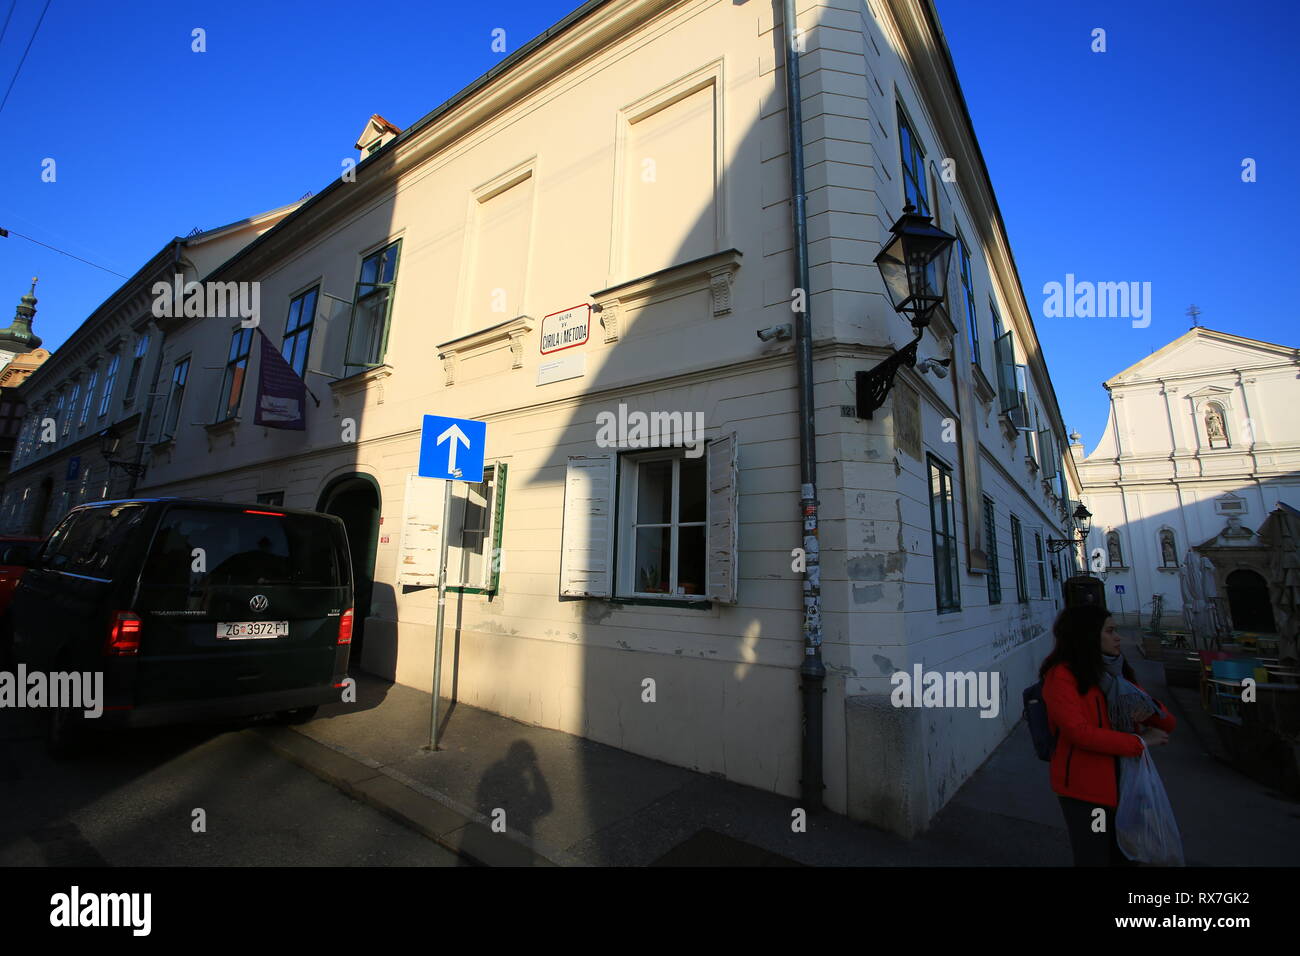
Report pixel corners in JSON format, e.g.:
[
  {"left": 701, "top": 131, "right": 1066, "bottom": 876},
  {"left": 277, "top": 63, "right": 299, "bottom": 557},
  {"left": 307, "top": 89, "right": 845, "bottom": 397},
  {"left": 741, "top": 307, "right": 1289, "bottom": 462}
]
[{"left": 217, "top": 621, "right": 289, "bottom": 640}]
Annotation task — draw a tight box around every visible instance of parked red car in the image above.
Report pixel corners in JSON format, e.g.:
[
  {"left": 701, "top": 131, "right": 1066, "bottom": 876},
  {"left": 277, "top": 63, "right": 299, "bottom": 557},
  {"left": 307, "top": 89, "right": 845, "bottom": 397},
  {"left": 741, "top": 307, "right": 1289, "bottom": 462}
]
[
  {"left": 0, "top": 535, "right": 44, "bottom": 662},
  {"left": 0, "top": 535, "right": 43, "bottom": 615}
]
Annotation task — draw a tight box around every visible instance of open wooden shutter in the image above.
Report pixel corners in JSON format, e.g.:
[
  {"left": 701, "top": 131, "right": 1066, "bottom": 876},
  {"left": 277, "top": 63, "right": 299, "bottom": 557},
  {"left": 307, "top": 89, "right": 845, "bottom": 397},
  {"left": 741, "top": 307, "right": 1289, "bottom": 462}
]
[
  {"left": 707, "top": 434, "right": 739, "bottom": 603},
  {"left": 397, "top": 474, "right": 446, "bottom": 587},
  {"left": 559, "top": 455, "right": 614, "bottom": 598}
]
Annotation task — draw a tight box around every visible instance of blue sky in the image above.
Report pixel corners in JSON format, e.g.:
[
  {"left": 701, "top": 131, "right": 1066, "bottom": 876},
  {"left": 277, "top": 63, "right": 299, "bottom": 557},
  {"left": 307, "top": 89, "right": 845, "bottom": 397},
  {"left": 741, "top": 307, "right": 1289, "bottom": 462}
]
[{"left": 1, "top": 0, "right": 1295, "bottom": 450}]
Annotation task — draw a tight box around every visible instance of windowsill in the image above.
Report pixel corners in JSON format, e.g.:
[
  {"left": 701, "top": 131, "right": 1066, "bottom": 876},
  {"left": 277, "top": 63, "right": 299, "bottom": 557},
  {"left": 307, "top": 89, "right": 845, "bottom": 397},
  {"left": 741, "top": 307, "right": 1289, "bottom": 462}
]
[
  {"left": 150, "top": 436, "right": 176, "bottom": 451},
  {"left": 1156, "top": 566, "right": 1180, "bottom": 574},
  {"left": 609, "top": 596, "right": 712, "bottom": 610},
  {"left": 1107, "top": 565, "right": 1129, "bottom": 572},
  {"left": 205, "top": 417, "right": 240, "bottom": 436},
  {"left": 999, "top": 413, "right": 1022, "bottom": 442},
  {"left": 329, "top": 364, "right": 394, "bottom": 397}
]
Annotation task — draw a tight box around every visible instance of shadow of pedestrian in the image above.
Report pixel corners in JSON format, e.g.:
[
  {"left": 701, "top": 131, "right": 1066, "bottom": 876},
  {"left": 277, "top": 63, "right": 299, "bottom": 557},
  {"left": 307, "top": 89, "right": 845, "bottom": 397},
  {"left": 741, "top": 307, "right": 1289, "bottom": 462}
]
[{"left": 458, "top": 739, "right": 552, "bottom": 867}]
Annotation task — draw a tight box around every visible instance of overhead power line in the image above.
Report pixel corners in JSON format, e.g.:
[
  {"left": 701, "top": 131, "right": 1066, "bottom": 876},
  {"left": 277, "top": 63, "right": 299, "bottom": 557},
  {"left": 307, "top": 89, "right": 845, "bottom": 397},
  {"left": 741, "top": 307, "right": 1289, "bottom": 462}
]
[
  {"left": 0, "top": 226, "right": 130, "bottom": 279},
  {"left": 0, "top": 0, "right": 18, "bottom": 48},
  {"left": 0, "top": 0, "right": 53, "bottom": 117}
]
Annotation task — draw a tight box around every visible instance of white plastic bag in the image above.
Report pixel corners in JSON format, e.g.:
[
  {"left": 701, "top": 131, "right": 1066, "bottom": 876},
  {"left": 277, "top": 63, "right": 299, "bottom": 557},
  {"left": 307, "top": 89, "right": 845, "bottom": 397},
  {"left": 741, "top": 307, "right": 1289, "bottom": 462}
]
[{"left": 1116, "top": 747, "right": 1184, "bottom": 866}]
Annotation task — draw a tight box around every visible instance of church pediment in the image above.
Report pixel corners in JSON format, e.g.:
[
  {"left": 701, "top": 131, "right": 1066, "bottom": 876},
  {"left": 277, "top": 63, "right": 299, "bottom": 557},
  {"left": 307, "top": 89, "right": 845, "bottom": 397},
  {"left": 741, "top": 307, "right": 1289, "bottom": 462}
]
[{"left": 1107, "top": 328, "right": 1295, "bottom": 385}]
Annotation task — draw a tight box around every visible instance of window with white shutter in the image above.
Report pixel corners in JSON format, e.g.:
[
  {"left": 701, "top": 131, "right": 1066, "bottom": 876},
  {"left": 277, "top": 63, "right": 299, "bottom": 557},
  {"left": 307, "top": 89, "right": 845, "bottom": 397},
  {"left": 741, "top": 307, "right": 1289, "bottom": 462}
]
[
  {"left": 559, "top": 455, "right": 615, "bottom": 597},
  {"left": 397, "top": 473, "right": 447, "bottom": 587},
  {"left": 706, "top": 433, "right": 738, "bottom": 603}
]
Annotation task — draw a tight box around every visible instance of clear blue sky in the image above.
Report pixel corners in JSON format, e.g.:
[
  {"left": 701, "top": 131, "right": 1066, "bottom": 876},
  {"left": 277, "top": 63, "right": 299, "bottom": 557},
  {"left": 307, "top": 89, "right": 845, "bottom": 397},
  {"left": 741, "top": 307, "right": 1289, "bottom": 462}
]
[{"left": 1, "top": 0, "right": 1295, "bottom": 450}]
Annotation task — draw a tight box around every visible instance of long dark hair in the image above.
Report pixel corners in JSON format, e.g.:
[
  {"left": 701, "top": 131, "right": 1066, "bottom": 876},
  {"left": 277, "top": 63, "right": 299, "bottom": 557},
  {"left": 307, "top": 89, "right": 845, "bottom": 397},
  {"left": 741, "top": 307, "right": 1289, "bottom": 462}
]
[{"left": 1038, "top": 605, "right": 1134, "bottom": 692}]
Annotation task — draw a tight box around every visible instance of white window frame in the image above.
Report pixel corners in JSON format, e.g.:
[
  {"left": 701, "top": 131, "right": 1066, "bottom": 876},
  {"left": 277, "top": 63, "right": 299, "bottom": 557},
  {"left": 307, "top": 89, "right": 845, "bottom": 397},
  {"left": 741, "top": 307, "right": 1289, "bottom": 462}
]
[
  {"left": 616, "top": 449, "right": 709, "bottom": 600},
  {"left": 161, "top": 356, "right": 190, "bottom": 439},
  {"left": 79, "top": 369, "right": 98, "bottom": 427},
  {"left": 98, "top": 353, "right": 120, "bottom": 418}
]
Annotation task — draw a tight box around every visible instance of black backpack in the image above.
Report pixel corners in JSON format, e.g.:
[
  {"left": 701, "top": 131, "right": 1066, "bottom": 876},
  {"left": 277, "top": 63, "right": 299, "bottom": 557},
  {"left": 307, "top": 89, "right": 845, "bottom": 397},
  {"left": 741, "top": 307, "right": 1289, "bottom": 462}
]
[{"left": 1022, "top": 680, "right": 1059, "bottom": 761}]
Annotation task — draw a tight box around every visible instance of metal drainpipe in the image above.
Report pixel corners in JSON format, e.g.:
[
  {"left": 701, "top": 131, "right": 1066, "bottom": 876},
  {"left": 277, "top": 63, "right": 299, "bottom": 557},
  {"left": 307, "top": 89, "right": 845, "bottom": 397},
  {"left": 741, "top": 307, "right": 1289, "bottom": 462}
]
[{"left": 781, "top": 0, "right": 824, "bottom": 812}]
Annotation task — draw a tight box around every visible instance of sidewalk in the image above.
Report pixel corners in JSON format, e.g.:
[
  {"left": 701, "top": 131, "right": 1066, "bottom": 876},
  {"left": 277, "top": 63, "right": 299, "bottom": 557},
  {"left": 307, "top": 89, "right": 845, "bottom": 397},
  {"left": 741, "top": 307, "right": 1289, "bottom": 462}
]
[{"left": 252, "top": 631, "right": 1298, "bottom": 866}]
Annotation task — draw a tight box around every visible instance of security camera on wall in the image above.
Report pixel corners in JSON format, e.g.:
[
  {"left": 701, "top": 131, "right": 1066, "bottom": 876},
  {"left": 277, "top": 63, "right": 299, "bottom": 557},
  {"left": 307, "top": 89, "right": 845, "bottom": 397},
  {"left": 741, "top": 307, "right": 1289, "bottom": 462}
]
[{"left": 756, "top": 323, "right": 793, "bottom": 342}]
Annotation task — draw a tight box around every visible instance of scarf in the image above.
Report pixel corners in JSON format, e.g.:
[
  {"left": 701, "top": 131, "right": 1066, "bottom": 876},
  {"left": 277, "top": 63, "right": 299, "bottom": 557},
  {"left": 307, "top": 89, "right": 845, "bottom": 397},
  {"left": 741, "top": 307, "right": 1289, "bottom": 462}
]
[{"left": 1101, "top": 653, "right": 1158, "bottom": 734}]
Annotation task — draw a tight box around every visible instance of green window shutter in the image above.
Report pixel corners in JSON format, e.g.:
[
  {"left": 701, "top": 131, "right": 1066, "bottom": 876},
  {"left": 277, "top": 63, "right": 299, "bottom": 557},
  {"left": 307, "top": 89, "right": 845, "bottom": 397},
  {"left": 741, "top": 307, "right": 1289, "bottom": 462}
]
[
  {"left": 994, "top": 330, "right": 1018, "bottom": 414},
  {"left": 488, "top": 462, "right": 508, "bottom": 594}
]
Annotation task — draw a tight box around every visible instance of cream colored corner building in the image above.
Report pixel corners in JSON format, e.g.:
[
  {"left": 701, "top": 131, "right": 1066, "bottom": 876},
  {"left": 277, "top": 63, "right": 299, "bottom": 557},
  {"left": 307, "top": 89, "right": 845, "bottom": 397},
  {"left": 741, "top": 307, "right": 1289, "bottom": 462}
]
[{"left": 123, "top": 0, "right": 1082, "bottom": 836}]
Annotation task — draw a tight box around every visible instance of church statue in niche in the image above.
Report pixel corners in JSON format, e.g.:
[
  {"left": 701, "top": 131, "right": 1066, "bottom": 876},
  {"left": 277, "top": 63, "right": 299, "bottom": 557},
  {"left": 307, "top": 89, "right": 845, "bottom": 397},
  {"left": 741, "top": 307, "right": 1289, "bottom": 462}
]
[
  {"left": 1159, "top": 529, "right": 1178, "bottom": 567},
  {"left": 1107, "top": 531, "right": 1123, "bottom": 567},
  {"left": 1205, "top": 403, "right": 1229, "bottom": 447}
]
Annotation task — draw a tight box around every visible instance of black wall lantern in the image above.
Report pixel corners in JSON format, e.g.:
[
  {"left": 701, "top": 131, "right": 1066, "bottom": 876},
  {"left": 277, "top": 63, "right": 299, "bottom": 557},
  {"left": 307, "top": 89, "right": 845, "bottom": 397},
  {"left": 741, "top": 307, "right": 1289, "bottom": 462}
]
[
  {"left": 1047, "top": 503, "right": 1093, "bottom": 554},
  {"left": 856, "top": 204, "right": 956, "bottom": 418},
  {"left": 99, "top": 425, "right": 146, "bottom": 478}
]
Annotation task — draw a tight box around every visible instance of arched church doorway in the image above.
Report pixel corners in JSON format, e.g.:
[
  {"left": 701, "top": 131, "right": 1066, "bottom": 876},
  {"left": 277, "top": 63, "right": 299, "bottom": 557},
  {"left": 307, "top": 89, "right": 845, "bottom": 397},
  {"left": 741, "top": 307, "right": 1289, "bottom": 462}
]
[{"left": 1225, "top": 568, "right": 1276, "bottom": 633}]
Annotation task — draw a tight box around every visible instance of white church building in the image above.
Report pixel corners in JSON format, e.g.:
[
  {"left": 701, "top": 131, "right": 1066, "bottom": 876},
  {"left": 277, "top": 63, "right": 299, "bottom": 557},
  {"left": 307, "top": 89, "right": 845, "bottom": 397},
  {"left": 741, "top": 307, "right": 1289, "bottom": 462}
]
[{"left": 1073, "top": 326, "right": 1300, "bottom": 632}]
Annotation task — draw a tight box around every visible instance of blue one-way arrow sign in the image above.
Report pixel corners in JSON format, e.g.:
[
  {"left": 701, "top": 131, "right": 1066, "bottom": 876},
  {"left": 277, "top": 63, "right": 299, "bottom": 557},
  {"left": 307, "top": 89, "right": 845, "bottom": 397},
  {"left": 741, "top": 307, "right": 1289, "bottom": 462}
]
[{"left": 418, "top": 415, "right": 486, "bottom": 482}]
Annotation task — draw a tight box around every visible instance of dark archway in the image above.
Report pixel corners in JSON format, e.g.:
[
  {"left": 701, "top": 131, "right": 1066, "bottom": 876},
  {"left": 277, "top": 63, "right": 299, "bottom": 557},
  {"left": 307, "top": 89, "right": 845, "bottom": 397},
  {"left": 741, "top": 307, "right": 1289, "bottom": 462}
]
[
  {"left": 1225, "top": 569, "right": 1276, "bottom": 633},
  {"left": 27, "top": 475, "right": 52, "bottom": 536},
  {"left": 317, "top": 473, "right": 381, "bottom": 667}
]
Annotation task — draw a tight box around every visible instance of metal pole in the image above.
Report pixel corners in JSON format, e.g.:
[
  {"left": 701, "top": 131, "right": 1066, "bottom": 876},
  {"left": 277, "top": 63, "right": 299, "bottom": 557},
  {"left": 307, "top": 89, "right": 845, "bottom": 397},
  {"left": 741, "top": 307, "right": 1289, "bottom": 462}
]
[
  {"left": 429, "top": 479, "right": 453, "bottom": 750},
  {"left": 781, "top": 0, "right": 824, "bottom": 813}
]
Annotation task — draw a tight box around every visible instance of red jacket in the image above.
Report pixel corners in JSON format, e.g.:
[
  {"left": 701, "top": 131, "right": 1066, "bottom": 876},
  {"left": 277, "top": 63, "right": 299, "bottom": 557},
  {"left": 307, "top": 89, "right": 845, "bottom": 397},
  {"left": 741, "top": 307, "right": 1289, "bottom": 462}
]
[{"left": 1042, "top": 662, "right": 1176, "bottom": 807}]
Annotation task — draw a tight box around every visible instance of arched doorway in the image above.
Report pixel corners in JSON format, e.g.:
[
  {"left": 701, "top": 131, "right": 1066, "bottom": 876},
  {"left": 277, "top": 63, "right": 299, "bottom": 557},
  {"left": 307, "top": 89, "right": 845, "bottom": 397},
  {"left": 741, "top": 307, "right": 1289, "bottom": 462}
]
[
  {"left": 27, "top": 475, "right": 52, "bottom": 536},
  {"left": 1225, "top": 569, "right": 1276, "bottom": 633},
  {"left": 317, "top": 474, "right": 380, "bottom": 667}
]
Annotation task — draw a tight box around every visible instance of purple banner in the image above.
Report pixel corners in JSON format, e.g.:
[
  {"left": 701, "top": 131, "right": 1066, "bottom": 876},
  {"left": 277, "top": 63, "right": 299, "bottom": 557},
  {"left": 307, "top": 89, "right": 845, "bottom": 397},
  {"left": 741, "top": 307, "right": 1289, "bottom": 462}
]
[{"left": 253, "top": 332, "right": 306, "bottom": 430}]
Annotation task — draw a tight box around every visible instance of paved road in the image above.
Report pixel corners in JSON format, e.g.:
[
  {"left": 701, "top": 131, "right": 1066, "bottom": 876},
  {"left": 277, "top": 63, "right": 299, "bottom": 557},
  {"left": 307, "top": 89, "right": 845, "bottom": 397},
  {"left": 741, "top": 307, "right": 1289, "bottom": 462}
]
[{"left": 0, "top": 709, "right": 461, "bottom": 866}]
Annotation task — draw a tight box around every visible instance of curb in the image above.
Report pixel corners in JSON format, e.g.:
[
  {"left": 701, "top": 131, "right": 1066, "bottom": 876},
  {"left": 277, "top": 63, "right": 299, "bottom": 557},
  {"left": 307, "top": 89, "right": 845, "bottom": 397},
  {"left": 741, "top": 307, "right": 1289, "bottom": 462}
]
[{"left": 249, "top": 724, "right": 568, "bottom": 867}]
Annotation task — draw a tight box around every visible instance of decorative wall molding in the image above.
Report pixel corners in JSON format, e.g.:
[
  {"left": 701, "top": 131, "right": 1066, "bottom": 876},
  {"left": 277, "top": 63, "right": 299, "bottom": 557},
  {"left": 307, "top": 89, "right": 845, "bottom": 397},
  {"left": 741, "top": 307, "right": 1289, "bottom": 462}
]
[
  {"left": 591, "top": 248, "right": 742, "bottom": 334},
  {"left": 436, "top": 315, "right": 534, "bottom": 386},
  {"left": 329, "top": 363, "right": 394, "bottom": 410}
]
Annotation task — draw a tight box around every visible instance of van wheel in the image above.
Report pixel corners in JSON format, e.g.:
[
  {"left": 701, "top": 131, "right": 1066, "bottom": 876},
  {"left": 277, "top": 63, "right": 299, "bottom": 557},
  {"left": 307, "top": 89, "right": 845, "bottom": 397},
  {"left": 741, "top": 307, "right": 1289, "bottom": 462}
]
[
  {"left": 276, "top": 705, "right": 318, "bottom": 725},
  {"left": 47, "top": 706, "right": 86, "bottom": 758}
]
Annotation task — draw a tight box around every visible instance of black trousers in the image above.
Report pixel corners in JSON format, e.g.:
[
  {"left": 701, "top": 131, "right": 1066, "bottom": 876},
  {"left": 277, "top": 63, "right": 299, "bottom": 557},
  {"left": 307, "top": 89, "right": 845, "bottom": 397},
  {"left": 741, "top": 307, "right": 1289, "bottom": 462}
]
[{"left": 1058, "top": 796, "right": 1136, "bottom": 867}]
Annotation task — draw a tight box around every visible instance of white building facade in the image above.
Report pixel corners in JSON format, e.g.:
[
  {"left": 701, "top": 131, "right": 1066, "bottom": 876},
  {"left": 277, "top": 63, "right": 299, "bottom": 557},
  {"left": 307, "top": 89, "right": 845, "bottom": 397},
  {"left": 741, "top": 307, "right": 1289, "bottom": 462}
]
[
  {"left": 1074, "top": 327, "right": 1300, "bottom": 630},
  {"left": 110, "top": 0, "right": 1083, "bottom": 835}
]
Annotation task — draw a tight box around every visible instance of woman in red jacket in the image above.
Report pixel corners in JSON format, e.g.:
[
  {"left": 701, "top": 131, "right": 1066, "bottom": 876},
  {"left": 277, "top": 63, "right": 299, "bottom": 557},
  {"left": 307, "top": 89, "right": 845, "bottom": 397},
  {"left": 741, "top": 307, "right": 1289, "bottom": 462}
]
[{"left": 1040, "top": 605, "right": 1176, "bottom": 866}]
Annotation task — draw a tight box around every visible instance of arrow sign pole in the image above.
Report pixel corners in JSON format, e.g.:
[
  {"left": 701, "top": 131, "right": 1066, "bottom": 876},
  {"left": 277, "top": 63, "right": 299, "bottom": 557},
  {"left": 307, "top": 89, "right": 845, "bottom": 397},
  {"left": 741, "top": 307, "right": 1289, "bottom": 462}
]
[{"left": 437, "top": 423, "right": 470, "bottom": 476}]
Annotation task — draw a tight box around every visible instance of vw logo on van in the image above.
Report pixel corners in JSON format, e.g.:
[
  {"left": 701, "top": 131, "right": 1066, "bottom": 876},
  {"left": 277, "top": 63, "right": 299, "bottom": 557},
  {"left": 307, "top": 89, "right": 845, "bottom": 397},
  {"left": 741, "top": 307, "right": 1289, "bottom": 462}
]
[{"left": 249, "top": 594, "right": 270, "bottom": 612}]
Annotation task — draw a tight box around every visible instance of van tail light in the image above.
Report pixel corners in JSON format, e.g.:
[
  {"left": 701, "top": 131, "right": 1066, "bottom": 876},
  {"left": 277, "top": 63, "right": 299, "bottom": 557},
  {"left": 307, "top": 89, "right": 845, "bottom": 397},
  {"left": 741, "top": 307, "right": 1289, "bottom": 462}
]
[
  {"left": 105, "top": 611, "right": 142, "bottom": 656},
  {"left": 244, "top": 509, "right": 283, "bottom": 516},
  {"left": 338, "top": 608, "right": 354, "bottom": 645}
]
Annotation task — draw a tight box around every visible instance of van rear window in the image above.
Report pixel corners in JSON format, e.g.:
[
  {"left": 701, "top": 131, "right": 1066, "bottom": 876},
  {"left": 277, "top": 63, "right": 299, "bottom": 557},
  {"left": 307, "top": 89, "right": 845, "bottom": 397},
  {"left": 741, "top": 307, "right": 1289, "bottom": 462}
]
[
  {"left": 143, "top": 508, "right": 343, "bottom": 591},
  {"left": 46, "top": 504, "right": 148, "bottom": 578}
]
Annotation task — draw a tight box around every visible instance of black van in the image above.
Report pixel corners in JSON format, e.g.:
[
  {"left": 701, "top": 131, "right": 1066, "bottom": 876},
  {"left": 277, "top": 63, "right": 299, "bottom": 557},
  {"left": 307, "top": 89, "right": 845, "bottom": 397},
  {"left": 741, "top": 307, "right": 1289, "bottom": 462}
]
[{"left": 11, "top": 498, "right": 354, "bottom": 752}]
